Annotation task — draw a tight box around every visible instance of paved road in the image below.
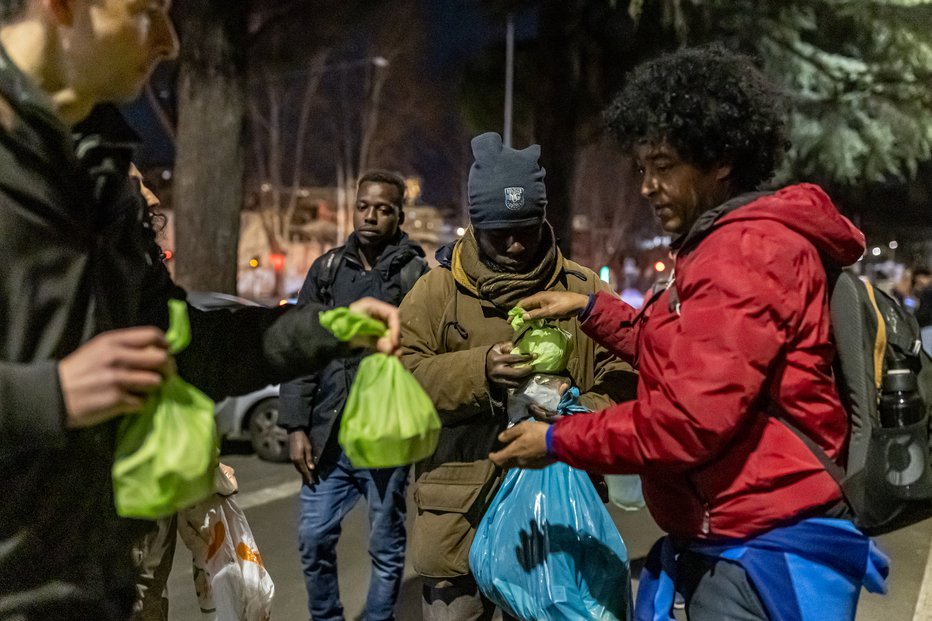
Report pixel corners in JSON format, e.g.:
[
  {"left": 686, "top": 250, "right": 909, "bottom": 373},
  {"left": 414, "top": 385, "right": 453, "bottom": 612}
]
[{"left": 166, "top": 450, "right": 932, "bottom": 620}]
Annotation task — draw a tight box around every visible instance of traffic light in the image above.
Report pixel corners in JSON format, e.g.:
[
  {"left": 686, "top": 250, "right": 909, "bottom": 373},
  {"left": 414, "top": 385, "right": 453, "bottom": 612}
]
[{"left": 599, "top": 266, "right": 611, "bottom": 283}]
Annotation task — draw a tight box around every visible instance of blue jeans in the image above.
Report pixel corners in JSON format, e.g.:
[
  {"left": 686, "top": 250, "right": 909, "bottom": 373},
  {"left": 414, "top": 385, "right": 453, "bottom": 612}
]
[{"left": 298, "top": 451, "right": 409, "bottom": 621}]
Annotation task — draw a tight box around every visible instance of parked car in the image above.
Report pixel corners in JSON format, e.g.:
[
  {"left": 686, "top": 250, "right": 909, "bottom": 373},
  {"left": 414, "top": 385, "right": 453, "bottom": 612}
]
[{"left": 186, "top": 291, "right": 289, "bottom": 462}]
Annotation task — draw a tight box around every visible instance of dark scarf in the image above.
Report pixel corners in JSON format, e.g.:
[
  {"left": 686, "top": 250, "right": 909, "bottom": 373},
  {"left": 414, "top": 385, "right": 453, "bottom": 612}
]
[{"left": 451, "top": 226, "right": 563, "bottom": 309}]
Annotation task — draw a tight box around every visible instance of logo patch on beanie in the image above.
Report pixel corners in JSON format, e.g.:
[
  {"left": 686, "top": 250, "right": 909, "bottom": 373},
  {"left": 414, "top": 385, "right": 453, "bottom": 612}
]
[{"left": 504, "top": 187, "right": 525, "bottom": 211}]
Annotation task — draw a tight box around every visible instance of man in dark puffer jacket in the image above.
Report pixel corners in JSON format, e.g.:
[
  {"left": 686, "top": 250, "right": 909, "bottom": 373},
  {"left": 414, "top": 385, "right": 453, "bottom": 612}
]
[{"left": 279, "top": 169, "right": 428, "bottom": 621}]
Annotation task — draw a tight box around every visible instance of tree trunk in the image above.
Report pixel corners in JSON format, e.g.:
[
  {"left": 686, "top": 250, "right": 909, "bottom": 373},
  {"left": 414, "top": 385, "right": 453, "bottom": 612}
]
[
  {"left": 535, "top": 0, "right": 581, "bottom": 258},
  {"left": 172, "top": 0, "right": 249, "bottom": 293}
]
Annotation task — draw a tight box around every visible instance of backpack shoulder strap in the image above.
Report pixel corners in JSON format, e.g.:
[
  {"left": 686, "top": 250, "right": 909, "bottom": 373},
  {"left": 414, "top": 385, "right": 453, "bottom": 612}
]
[
  {"left": 317, "top": 247, "right": 344, "bottom": 306},
  {"left": 862, "top": 278, "right": 887, "bottom": 392},
  {"left": 771, "top": 405, "right": 847, "bottom": 485},
  {"left": 399, "top": 255, "right": 428, "bottom": 295}
]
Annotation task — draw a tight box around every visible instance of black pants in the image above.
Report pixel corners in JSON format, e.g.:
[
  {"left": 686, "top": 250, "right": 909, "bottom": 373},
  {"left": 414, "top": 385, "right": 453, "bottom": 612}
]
[{"left": 678, "top": 551, "right": 769, "bottom": 621}]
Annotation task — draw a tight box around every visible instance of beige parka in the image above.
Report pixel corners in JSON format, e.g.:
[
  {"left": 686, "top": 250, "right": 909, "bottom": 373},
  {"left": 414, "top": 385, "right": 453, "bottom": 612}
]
[{"left": 399, "top": 234, "right": 637, "bottom": 578}]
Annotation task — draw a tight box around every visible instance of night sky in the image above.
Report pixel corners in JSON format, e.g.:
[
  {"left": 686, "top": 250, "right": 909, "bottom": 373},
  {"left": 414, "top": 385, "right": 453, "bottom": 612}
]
[{"left": 121, "top": 2, "right": 534, "bottom": 209}]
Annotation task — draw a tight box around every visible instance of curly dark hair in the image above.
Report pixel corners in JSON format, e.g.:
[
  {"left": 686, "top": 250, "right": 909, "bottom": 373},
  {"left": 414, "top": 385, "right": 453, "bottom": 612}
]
[{"left": 603, "top": 44, "right": 789, "bottom": 192}]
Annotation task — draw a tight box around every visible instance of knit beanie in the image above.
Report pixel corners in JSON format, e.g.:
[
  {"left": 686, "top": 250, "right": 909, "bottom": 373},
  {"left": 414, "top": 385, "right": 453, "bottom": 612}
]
[{"left": 467, "top": 132, "right": 547, "bottom": 230}]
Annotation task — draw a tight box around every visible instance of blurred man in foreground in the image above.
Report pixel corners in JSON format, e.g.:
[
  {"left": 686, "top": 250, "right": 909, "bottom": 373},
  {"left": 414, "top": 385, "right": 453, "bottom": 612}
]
[{"left": 0, "top": 2, "right": 398, "bottom": 619}]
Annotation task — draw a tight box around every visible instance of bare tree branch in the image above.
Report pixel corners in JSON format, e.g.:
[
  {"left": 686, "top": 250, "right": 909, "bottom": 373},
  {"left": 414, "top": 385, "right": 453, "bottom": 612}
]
[
  {"left": 285, "top": 50, "right": 330, "bottom": 239},
  {"left": 248, "top": 0, "right": 305, "bottom": 43}
]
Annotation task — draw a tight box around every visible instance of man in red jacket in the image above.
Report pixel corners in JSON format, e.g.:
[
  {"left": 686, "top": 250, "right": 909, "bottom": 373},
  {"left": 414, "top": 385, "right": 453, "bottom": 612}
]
[{"left": 491, "top": 46, "right": 888, "bottom": 620}]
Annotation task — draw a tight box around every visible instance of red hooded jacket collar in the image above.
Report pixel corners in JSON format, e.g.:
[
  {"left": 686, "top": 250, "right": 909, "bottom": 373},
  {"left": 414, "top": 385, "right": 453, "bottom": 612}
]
[{"left": 674, "top": 183, "right": 865, "bottom": 269}]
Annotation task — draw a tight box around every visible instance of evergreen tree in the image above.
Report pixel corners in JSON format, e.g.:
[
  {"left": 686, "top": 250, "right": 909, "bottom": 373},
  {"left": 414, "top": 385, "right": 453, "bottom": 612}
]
[{"left": 672, "top": 0, "right": 932, "bottom": 186}]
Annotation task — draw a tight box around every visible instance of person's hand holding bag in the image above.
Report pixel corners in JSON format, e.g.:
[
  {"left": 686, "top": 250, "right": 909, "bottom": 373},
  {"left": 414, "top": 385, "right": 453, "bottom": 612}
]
[{"left": 320, "top": 307, "right": 441, "bottom": 467}]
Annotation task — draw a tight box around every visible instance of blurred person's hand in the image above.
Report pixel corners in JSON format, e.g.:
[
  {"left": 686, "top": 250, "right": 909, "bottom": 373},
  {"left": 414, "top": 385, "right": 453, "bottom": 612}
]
[
  {"left": 348, "top": 297, "right": 401, "bottom": 355},
  {"left": 289, "top": 430, "right": 317, "bottom": 486},
  {"left": 489, "top": 421, "right": 553, "bottom": 469},
  {"left": 519, "top": 291, "right": 589, "bottom": 321},
  {"left": 58, "top": 327, "right": 170, "bottom": 428},
  {"left": 486, "top": 341, "right": 534, "bottom": 389}
]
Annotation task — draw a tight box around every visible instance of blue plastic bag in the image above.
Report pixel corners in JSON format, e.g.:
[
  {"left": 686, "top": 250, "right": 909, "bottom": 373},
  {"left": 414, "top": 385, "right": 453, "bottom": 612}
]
[{"left": 469, "top": 462, "right": 632, "bottom": 620}]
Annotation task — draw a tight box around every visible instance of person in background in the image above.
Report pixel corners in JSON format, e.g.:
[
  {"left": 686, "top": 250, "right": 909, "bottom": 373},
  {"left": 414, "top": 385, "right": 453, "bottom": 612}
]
[
  {"left": 912, "top": 267, "right": 932, "bottom": 303},
  {"left": 398, "top": 131, "right": 636, "bottom": 621},
  {"left": 123, "top": 164, "right": 177, "bottom": 621},
  {"left": 279, "top": 169, "right": 428, "bottom": 621},
  {"left": 0, "top": 2, "right": 399, "bottom": 619},
  {"left": 490, "top": 46, "right": 887, "bottom": 620},
  {"left": 893, "top": 265, "right": 931, "bottom": 313}
]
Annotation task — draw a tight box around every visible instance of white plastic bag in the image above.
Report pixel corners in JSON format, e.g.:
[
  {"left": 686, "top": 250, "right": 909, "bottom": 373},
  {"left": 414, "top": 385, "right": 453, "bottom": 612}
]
[
  {"left": 604, "top": 475, "right": 645, "bottom": 512},
  {"left": 507, "top": 374, "right": 569, "bottom": 423},
  {"left": 178, "top": 465, "right": 274, "bottom": 621}
]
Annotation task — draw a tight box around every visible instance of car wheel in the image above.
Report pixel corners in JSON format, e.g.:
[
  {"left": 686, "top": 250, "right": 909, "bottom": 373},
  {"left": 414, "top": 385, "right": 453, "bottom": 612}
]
[{"left": 247, "top": 398, "right": 289, "bottom": 462}]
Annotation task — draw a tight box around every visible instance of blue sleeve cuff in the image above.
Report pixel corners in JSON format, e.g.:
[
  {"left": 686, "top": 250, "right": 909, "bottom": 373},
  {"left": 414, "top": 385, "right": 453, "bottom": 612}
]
[
  {"left": 545, "top": 424, "right": 557, "bottom": 457},
  {"left": 578, "top": 293, "right": 597, "bottom": 321}
]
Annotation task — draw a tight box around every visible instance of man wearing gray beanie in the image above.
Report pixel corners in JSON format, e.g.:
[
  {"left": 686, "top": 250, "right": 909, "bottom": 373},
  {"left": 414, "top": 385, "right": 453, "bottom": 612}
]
[
  {"left": 467, "top": 132, "right": 548, "bottom": 231},
  {"left": 398, "top": 132, "right": 636, "bottom": 620}
]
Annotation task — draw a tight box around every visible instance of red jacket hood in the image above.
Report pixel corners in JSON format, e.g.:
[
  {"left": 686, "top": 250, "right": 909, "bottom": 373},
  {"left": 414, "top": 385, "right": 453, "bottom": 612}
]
[{"left": 714, "top": 183, "right": 865, "bottom": 269}]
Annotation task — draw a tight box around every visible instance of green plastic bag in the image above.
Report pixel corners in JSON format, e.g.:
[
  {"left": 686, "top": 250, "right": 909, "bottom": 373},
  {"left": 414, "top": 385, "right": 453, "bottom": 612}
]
[
  {"left": 508, "top": 306, "right": 573, "bottom": 373},
  {"left": 112, "top": 299, "right": 218, "bottom": 519},
  {"left": 320, "top": 308, "right": 441, "bottom": 468}
]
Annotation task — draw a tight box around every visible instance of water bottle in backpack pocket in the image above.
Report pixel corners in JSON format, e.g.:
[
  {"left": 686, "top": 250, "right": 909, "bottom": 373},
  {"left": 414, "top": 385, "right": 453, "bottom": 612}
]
[{"left": 862, "top": 367, "right": 932, "bottom": 525}]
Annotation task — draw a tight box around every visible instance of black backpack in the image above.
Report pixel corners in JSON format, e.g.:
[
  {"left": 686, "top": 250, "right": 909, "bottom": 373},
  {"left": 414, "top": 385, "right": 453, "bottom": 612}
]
[
  {"left": 670, "top": 192, "right": 932, "bottom": 535},
  {"left": 785, "top": 271, "right": 932, "bottom": 535}
]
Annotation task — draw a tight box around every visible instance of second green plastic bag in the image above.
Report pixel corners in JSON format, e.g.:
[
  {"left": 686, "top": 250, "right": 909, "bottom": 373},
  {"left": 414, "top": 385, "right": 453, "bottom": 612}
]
[
  {"left": 508, "top": 307, "right": 573, "bottom": 373},
  {"left": 321, "top": 308, "right": 441, "bottom": 468},
  {"left": 112, "top": 299, "right": 218, "bottom": 519}
]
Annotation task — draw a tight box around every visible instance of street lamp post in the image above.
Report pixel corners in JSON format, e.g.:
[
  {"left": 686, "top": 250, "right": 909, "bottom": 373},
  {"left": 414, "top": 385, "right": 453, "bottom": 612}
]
[{"left": 504, "top": 14, "right": 515, "bottom": 148}]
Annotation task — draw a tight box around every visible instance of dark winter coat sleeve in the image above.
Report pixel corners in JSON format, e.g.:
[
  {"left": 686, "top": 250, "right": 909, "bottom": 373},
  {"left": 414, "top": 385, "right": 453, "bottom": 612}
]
[
  {"left": 0, "top": 360, "right": 67, "bottom": 449},
  {"left": 278, "top": 259, "right": 326, "bottom": 431},
  {"left": 119, "top": 195, "right": 347, "bottom": 403},
  {"left": 176, "top": 300, "right": 348, "bottom": 402}
]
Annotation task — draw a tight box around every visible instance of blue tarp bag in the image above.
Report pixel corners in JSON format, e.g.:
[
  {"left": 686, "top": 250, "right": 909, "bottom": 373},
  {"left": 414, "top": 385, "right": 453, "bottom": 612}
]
[{"left": 469, "top": 461, "right": 632, "bottom": 620}]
